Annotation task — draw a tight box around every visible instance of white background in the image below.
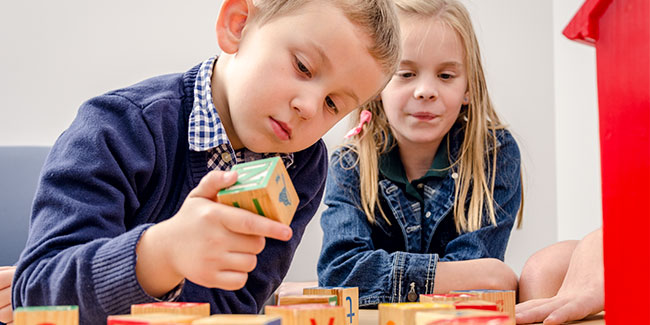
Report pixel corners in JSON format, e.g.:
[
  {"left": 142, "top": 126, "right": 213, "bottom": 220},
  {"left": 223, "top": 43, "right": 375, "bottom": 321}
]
[{"left": 0, "top": 0, "right": 602, "bottom": 280}]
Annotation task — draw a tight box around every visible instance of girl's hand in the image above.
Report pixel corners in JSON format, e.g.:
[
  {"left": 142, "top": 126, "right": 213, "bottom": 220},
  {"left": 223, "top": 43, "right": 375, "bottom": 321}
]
[
  {"left": 0, "top": 266, "right": 16, "bottom": 325},
  {"left": 515, "top": 229, "right": 604, "bottom": 324},
  {"left": 136, "top": 170, "right": 293, "bottom": 297}
]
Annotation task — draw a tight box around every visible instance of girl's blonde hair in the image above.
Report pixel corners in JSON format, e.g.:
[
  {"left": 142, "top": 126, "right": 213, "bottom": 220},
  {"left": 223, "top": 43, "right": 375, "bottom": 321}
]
[{"left": 344, "top": 0, "right": 523, "bottom": 233}]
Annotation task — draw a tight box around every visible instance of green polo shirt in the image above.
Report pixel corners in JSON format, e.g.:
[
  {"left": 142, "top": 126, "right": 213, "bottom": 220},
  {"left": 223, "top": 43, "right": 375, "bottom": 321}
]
[{"left": 379, "top": 139, "right": 450, "bottom": 202}]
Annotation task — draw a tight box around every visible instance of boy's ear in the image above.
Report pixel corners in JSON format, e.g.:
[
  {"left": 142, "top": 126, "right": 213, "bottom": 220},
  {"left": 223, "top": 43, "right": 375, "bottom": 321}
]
[{"left": 216, "top": 0, "right": 251, "bottom": 54}]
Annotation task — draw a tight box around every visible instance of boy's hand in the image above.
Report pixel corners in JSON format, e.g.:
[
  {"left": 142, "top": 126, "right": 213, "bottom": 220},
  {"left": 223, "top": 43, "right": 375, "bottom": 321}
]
[
  {"left": 136, "top": 170, "right": 293, "bottom": 297},
  {"left": 0, "top": 266, "right": 16, "bottom": 325}
]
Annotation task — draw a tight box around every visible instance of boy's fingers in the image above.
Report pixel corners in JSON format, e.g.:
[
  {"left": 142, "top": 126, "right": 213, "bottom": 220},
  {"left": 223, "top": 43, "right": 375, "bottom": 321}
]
[
  {"left": 223, "top": 212, "right": 292, "bottom": 241},
  {"left": 188, "top": 170, "right": 238, "bottom": 199}
]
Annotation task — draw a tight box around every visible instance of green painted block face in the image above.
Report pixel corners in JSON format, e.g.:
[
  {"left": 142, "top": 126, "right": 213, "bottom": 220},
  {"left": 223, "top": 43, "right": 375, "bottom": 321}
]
[
  {"left": 15, "top": 306, "right": 78, "bottom": 312},
  {"left": 219, "top": 157, "right": 279, "bottom": 195}
]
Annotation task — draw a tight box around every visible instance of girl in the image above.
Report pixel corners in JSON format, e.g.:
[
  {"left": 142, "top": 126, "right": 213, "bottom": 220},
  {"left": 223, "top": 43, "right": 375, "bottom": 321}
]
[{"left": 317, "top": 0, "right": 523, "bottom": 305}]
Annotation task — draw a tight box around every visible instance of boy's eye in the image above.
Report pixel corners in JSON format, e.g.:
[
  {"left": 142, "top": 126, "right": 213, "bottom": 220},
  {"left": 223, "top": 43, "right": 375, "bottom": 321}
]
[
  {"left": 325, "top": 96, "right": 339, "bottom": 114},
  {"left": 296, "top": 57, "right": 312, "bottom": 78}
]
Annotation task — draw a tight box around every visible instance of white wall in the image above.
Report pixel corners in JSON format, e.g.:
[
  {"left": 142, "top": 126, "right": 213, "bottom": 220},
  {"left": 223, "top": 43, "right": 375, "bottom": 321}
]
[{"left": 0, "top": 1, "right": 602, "bottom": 280}]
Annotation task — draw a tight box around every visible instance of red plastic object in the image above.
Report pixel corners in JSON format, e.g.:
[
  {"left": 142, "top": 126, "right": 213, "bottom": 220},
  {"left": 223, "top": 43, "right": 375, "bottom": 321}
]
[{"left": 564, "top": 0, "right": 650, "bottom": 323}]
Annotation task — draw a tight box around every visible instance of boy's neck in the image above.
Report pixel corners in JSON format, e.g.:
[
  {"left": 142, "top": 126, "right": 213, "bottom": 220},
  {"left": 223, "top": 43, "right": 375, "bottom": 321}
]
[
  {"left": 212, "top": 55, "right": 244, "bottom": 150},
  {"left": 397, "top": 138, "right": 441, "bottom": 182}
]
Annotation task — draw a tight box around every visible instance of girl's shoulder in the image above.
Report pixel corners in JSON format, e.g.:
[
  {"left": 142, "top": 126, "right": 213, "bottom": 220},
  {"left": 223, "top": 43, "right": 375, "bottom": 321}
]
[{"left": 329, "top": 145, "right": 361, "bottom": 171}]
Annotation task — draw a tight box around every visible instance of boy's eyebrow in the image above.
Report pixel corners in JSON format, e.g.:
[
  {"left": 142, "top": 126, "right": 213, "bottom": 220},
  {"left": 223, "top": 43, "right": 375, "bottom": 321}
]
[{"left": 309, "top": 41, "right": 359, "bottom": 106}]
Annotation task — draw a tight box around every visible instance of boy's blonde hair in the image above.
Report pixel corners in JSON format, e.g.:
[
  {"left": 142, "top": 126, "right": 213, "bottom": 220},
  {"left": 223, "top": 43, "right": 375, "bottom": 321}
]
[
  {"left": 344, "top": 0, "right": 523, "bottom": 233},
  {"left": 250, "top": 0, "right": 401, "bottom": 76}
]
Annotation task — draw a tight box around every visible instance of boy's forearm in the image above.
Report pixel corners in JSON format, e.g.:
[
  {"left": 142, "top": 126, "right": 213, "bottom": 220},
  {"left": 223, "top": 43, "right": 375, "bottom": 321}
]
[{"left": 135, "top": 224, "right": 184, "bottom": 298}]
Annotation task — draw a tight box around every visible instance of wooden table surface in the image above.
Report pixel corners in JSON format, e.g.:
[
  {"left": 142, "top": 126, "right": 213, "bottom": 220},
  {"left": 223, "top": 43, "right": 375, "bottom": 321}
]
[{"left": 357, "top": 309, "right": 605, "bottom": 324}]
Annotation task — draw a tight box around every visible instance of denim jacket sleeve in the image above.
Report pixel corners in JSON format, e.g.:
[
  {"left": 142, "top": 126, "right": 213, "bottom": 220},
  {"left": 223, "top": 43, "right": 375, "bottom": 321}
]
[
  {"left": 440, "top": 129, "right": 522, "bottom": 261},
  {"left": 317, "top": 147, "right": 438, "bottom": 305}
]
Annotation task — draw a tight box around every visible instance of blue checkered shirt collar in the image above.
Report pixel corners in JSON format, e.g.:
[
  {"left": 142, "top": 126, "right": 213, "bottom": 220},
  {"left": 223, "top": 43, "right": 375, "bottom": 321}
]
[{"left": 188, "top": 56, "right": 293, "bottom": 171}]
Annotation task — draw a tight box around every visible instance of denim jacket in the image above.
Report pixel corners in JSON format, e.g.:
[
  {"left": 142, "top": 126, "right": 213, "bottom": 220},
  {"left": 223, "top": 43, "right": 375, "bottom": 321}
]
[{"left": 317, "top": 125, "right": 522, "bottom": 306}]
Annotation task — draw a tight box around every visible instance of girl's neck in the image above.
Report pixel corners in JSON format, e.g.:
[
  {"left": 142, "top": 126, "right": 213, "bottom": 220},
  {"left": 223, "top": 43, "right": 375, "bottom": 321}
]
[{"left": 397, "top": 138, "right": 442, "bottom": 182}]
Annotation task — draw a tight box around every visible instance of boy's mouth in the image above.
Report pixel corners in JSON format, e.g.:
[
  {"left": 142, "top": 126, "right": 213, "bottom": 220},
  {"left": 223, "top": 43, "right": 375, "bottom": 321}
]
[{"left": 270, "top": 117, "right": 292, "bottom": 140}]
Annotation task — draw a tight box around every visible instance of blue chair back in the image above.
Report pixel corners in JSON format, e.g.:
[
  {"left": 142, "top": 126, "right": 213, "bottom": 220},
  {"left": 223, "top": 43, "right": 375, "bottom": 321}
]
[{"left": 0, "top": 146, "right": 50, "bottom": 266}]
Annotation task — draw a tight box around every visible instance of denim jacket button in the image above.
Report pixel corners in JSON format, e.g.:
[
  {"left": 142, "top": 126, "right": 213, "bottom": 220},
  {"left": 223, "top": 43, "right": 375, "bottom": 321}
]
[
  {"left": 425, "top": 211, "right": 431, "bottom": 218},
  {"left": 416, "top": 183, "right": 424, "bottom": 189},
  {"left": 408, "top": 282, "right": 417, "bottom": 301}
]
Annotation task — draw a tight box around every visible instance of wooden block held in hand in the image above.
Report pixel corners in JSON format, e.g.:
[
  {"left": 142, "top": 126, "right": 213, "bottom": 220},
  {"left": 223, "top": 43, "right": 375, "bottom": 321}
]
[
  {"left": 14, "top": 305, "right": 79, "bottom": 325},
  {"left": 378, "top": 302, "right": 454, "bottom": 325},
  {"left": 192, "top": 314, "right": 281, "bottom": 324},
  {"left": 265, "top": 303, "right": 345, "bottom": 325},
  {"left": 278, "top": 294, "right": 338, "bottom": 306},
  {"left": 304, "top": 286, "right": 359, "bottom": 325},
  {"left": 131, "top": 302, "right": 210, "bottom": 317},
  {"left": 108, "top": 313, "right": 201, "bottom": 324},
  {"left": 217, "top": 157, "right": 299, "bottom": 225}
]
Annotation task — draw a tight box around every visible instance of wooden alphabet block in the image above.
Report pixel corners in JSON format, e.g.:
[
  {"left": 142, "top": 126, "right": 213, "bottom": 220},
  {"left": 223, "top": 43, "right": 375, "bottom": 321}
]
[
  {"left": 191, "top": 314, "right": 281, "bottom": 324},
  {"left": 449, "top": 290, "right": 515, "bottom": 319},
  {"left": 419, "top": 293, "right": 478, "bottom": 303},
  {"left": 14, "top": 305, "right": 79, "bottom": 325},
  {"left": 217, "top": 157, "right": 299, "bottom": 225},
  {"left": 303, "top": 286, "right": 359, "bottom": 325},
  {"left": 278, "top": 294, "right": 338, "bottom": 306},
  {"left": 452, "top": 300, "right": 497, "bottom": 311},
  {"left": 415, "top": 309, "right": 511, "bottom": 325},
  {"left": 107, "top": 313, "right": 201, "bottom": 324},
  {"left": 131, "top": 302, "right": 210, "bottom": 317},
  {"left": 265, "top": 303, "right": 345, "bottom": 325},
  {"left": 378, "top": 302, "right": 454, "bottom": 325}
]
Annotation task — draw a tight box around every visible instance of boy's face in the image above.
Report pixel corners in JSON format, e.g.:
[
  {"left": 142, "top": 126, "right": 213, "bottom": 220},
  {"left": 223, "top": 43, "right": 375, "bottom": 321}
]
[{"left": 214, "top": 1, "right": 387, "bottom": 153}]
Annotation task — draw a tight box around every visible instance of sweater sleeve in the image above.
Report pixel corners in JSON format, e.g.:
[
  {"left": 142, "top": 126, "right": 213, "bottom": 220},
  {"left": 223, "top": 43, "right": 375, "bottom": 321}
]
[{"left": 12, "top": 93, "right": 178, "bottom": 323}]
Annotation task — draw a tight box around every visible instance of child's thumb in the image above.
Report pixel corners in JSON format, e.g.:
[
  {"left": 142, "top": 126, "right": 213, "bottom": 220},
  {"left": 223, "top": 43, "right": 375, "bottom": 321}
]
[{"left": 188, "top": 170, "right": 238, "bottom": 199}]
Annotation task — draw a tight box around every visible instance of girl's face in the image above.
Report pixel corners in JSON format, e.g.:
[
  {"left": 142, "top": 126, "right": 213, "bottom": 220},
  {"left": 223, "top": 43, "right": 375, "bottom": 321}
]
[{"left": 381, "top": 16, "right": 468, "bottom": 148}]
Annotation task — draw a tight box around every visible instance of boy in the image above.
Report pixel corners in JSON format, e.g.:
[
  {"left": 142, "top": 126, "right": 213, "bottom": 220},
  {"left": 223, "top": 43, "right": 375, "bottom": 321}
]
[{"left": 11, "top": 0, "right": 400, "bottom": 323}]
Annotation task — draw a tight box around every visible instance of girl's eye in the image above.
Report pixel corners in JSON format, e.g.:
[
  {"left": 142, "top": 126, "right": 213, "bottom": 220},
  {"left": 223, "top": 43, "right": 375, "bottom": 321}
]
[
  {"left": 440, "top": 73, "right": 454, "bottom": 80},
  {"left": 325, "top": 96, "right": 339, "bottom": 114},
  {"left": 398, "top": 72, "right": 415, "bottom": 79},
  {"left": 296, "top": 57, "right": 312, "bottom": 78}
]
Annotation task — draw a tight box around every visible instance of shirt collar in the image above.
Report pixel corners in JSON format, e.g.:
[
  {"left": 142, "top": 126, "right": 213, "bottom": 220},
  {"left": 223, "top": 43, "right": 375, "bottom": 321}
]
[
  {"left": 187, "top": 56, "right": 294, "bottom": 170},
  {"left": 379, "top": 136, "right": 450, "bottom": 186}
]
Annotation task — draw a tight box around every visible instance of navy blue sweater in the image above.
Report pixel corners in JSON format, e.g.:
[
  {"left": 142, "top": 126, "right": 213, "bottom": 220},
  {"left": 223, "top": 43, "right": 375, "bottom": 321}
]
[{"left": 12, "top": 63, "right": 327, "bottom": 324}]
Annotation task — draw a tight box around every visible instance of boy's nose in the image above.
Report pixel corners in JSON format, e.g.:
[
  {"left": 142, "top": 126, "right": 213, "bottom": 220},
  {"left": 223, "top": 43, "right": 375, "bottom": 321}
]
[{"left": 291, "top": 96, "right": 319, "bottom": 120}]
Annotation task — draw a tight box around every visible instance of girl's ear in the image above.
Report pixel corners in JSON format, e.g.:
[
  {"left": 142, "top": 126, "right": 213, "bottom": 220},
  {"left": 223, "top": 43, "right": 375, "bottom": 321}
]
[
  {"left": 216, "top": 0, "right": 251, "bottom": 54},
  {"left": 463, "top": 92, "right": 470, "bottom": 105}
]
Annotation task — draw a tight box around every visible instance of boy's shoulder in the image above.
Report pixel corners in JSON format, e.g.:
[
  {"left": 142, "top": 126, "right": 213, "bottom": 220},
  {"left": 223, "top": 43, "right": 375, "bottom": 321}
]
[{"left": 93, "top": 64, "right": 200, "bottom": 113}]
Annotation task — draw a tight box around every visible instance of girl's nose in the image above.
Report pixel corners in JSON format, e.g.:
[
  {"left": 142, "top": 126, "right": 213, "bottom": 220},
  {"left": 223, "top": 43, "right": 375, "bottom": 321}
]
[{"left": 413, "top": 85, "right": 438, "bottom": 100}]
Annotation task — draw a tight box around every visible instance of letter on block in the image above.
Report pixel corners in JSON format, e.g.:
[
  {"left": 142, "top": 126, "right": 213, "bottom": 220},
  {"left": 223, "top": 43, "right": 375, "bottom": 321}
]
[
  {"left": 278, "top": 295, "right": 338, "bottom": 306},
  {"left": 303, "top": 286, "right": 359, "bottom": 325},
  {"left": 107, "top": 313, "right": 201, "bottom": 324},
  {"left": 14, "top": 305, "right": 79, "bottom": 325},
  {"left": 378, "top": 302, "right": 454, "bottom": 325},
  {"left": 265, "top": 303, "right": 345, "bottom": 325},
  {"left": 415, "top": 309, "right": 512, "bottom": 325},
  {"left": 217, "top": 157, "right": 299, "bottom": 225},
  {"left": 192, "top": 314, "right": 281, "bottom": 324},
  {"left": 449, "top": 290, "right": 515, "bottom": 319},
  {"left": 131, "top": 302, "right": 210, "bottom": 317},
  {"left": 453, "top": 300, "right": 497, "bottom": 311}
]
